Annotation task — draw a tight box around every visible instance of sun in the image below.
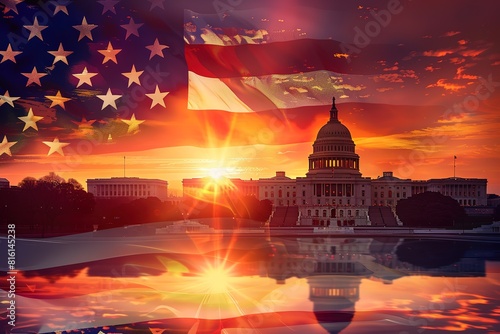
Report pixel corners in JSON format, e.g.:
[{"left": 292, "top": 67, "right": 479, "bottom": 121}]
[
  {"left": 207, "top": 166, "right": 237, "bottom": 180},
  {"left": 208, "top": 167, "right": 227, "bottom": 180},
  {"left": 201, "top": 264, "right": 232, "bottom": 294}
]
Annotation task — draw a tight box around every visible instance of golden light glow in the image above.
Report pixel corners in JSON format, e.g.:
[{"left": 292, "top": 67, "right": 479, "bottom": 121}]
[
  {"left": 200, "top": 264, "right": 232, "bottom": 294},
  {"left": 207, "top": 167, "right": 230, "bottom": 180}
]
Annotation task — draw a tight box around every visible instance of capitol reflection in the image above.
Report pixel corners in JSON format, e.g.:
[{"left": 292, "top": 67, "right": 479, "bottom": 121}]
[{"left": 6, "top": 236, "right": 498, "bottom": 333}]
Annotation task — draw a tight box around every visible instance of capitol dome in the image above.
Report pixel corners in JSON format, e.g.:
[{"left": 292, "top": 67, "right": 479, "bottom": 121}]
[
  {"left": 316, "top": 109, "right": 353, "bottom": 140},
  {"left": 307, "top": 97, "right": 361, "bottom": 177}
]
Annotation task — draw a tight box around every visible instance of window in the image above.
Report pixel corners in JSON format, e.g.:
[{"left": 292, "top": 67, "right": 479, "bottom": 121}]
[
  {"left": 315, "top": 210, "right": 319, "bottom": 216},
  {"left": 323, "top": 210, "right": 327, "bottom": 217},
  {"left": 265, "top": 191, "right": 268, "bottom": 197},
  {"left": 347, "top": 210, "right": 351, "bottom": 216},
  {"left": 271, "top": 191, "right": 274, "bottom": 198},
  {"left": 302, "top": 190, "right": 306, "bottom": 196},
  {"left": 361, "top": 190, "right": 365, "bottom": 196},
  {"left": 355, "top": 210, "right": 359, "bottom": 217},
  {"left": 307, "top": 210, "right": 311, "bottom": 216}
]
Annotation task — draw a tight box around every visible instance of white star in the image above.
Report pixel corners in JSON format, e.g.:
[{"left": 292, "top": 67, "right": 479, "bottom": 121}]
[
  {"left": 2, "top": 0, "right": 22, "bottom": 14},
  {"left": 146, "top": 38, "right": 168, "bottom": 60},
  {"left": 148, "top": 0, "right": 165, "bottom": 10},
  {"left": 53, "top": 3, "right": 69, "bottom": 15},
  {"left": 45, "top": 90, "right": 71, "bottom": 109},
  {"left": 120, "top": 17, "right": 143, "bottom": 40},
  {"left": 21, "top": 67, "right": 47, "bottom": 86},
  {"left": 73, "top": 17, "right": 98, "bottom": 41},
  {"left": 0, "top": 136, "right": 17, "bottom": 156},
  {"left": 146, "top": 85, "right": 169, "bottom": 109},
  {"left": 0, "top": 91, "right": 20, "bottom": 107},
  {"left": 48, "top": 43, "right": 73, "bottom": 65},
  {"left": 97, "top": 88, "right": 122, "bottom": 110},
  {"left": 121, "top": 113, "right": 144, "bottom": 134},
  {"left": 98, "top": 0, "right": 119, "bottom": 14},
  {"left": 18, "top": 108, "right": 44, "bottom": 131},
  {"left": 0, "top": 44, "right": 22, "bottom": 64},
  {"left": 43, "top": 138, "right": 69, "bottom": 156},
  {"left": 121, "top": 64, "right": 143, "bottom": 87},
  {"left": 24, "top": 17, "right": 48, "bottom": 41},
  {"left": 98, "top": 41, "right": 122, "bottom": 64},
  {"left": 73, "top": 67, "right": 98, "bottom": 88}
]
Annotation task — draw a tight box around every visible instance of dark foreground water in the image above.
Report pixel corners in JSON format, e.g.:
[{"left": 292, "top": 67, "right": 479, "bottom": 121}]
[{"left": 1, "top": 232, "right": 500, "bottom": 333}]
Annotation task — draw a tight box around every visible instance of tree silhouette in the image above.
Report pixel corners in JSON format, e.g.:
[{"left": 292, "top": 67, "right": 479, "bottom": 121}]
[
  {"left": 396, "top": 191, "right": 466, "bottom": 227},
  {"left": 0, "top": 173, "right": 95, "bottom": 236}
]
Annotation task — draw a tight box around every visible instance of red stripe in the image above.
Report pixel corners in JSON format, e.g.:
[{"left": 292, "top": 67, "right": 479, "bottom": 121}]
[{"left": 185, "top": 39, "right": 369, "bottom": 78}]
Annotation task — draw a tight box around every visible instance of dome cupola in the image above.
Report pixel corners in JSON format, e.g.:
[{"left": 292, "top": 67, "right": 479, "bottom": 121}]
[{"left": 307, "top": 97, "right": 361, "bottom": 178}]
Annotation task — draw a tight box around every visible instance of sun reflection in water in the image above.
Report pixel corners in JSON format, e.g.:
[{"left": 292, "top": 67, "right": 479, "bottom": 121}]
[{"left": 201, "top": 264, "right": 232, "bottom": 294}]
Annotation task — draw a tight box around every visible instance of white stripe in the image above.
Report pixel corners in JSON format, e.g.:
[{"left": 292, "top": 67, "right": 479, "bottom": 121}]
[{"left": 188, "top": 70, "right": 375, "bottom": 112}]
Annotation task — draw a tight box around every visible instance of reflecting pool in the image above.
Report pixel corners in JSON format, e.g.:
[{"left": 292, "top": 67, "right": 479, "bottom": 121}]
[{"left": 2, "top": 231, "right": 500, "bottom": 333}]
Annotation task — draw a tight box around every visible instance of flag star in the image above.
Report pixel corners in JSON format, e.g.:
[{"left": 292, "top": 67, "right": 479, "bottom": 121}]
[
  {"left": 121, "top": 64, "right": 143, "bottom": 87},
  {"left": 0, "top": 136, "right": 17, "bottom": 156},
  {"left": 24, "top": 17, "right": 48, "bottom": 41},
  {"left": 98, "top": 42, "right": 122, "bottom": 64},
  {"left": 120, "top": 17, "right": 143, "bottom": 40},
  {"left": 73, "top": 17, "right": 98, "bottom": 41},
  {"left": 0, "top": 90, "right": 20, "bottom": 107},
  {"left": 21, "top": 67, "right": 47, "bottom": 86},
  {"left": 121, "top": 113, "right": 144, "bottom": 134},
  {"left": 97, "top": 88, "right": 122, "bottom": 110},
  {"left": 2, "top": 0, "right": 22, "bottom": 14},
  {"left": 46, "top": 90, "right": 71, "bottom": 109},
  {"left": 18, "top": 108, "right": 43, "bottom": 131},
  {"left": 43, "top": 138, "right": 69, "bottom": 156},
  {"left": 146, "top": 38, "right": 168, "bottom": 60},
  {"left": 0, "top": 44, "right": 22, "bottom": 64},
  {"left": 73, "top": 67, "right": 98, "bottom": 88},
  {"left": 98, "top": 0, "right": 119, "bottom": 14},
  {"left": 146, "top": 85, "right": 169, "bottom": 109},
  {"left": 72, "top": 117, "right": 95, "bottom": 136},
  {"left": 53, "top": 3, "right": 69, "bottom": 15},
  {"left": 148, "top": 0, "right": 165, "bottom": 10},
  {"left": 48, "top": 43, "right": 73, "bottom": 65}
]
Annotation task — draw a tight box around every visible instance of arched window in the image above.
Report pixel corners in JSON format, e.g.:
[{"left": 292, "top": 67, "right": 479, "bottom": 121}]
[{"left": 323, "top": 210, "right": 327, "bottom": 217}]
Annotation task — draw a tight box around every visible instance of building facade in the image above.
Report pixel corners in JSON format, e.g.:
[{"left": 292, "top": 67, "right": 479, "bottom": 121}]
[
  {"left": 182, "top": 98, "right": 488, "bottom": 226},
  {"left": 87, "top": 177, "right": 168, "bottom": 201}
]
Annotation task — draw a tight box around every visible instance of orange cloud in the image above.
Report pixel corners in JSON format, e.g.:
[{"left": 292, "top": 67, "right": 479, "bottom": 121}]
[
  {"left": 442, "top": 31, "right": 460, "bottom": 37},
  {"left": 423, "top": 49, "right": 456, "bottom": 57},
  {"left": 426, "top": 79, "right": 466, "bottom": 91}
]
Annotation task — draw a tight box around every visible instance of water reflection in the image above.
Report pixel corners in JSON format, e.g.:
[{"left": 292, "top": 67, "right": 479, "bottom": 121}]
[{"left": 2, "top": 234, "right": 499, "bottom": 333}]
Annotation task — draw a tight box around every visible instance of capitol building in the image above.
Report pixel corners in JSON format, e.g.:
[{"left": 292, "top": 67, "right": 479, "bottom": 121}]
[{"left": 183, "top": 98, "right": 488, "bottom": 227}]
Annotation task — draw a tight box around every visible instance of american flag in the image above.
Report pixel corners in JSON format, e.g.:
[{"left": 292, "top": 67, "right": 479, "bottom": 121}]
[{"left": 0, "top": 0, "right": 405, "bottom": 159}]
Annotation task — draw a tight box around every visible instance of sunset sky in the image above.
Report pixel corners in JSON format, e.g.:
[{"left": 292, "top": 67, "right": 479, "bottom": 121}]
[{"left": 0, "top": 0, "right": 499, "bottom": 194}]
